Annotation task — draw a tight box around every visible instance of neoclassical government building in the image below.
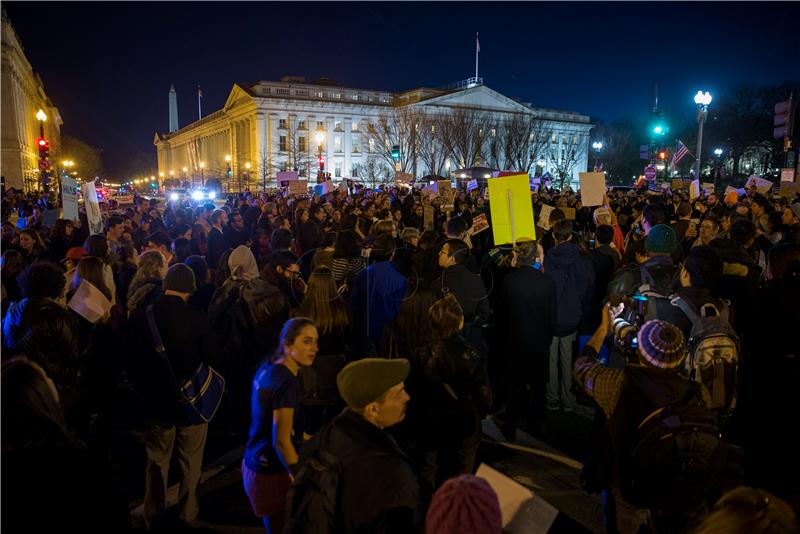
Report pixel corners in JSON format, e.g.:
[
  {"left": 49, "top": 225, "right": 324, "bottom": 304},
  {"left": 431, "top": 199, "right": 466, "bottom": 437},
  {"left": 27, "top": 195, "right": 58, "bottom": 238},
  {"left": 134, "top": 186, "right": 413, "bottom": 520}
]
[
  {"left": 154, "top": 76, "right": 592, "bottom": 188},
  {"left": 1, "top": 10, "right": 62, "bottom": 192}
]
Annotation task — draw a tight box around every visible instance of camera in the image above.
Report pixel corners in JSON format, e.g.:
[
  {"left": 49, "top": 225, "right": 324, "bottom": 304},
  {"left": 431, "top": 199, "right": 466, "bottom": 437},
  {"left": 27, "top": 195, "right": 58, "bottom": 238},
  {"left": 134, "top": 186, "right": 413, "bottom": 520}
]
[{"left": 612, "top": 295, "right": 649, "bottom": 360}]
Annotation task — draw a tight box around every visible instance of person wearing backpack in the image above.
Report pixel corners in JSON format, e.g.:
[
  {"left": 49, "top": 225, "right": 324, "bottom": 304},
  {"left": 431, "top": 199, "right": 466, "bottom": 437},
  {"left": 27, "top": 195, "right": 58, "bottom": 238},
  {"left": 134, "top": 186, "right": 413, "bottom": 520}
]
[
  {"left": 242, "top": 317, "right": 319, "bottom": 534},
  {"left": 284, "top": 358, "right": 420, "bottom": 534},
  {"left": 544, "top": 219, "right": 595, "bottom": 413},
  {"left": 573, "top": 307, "right": 730, "bottom": 533}
]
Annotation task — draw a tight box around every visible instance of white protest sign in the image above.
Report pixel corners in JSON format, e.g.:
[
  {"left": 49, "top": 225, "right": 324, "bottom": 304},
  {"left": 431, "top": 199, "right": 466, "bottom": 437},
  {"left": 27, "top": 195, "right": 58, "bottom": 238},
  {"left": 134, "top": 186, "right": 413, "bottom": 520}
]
[
  {"left": 80, "top": 182, "right": 103, "bottom": 235},
  {"left": 467, "top": 179, "right": 478, "bottom": 191},
  {"left": 61, "top": 176, "right": 79, "bottom": 220},
  {"left": 276, "top": 171, "right": 298, "bottom": 182},
  {"left": 781, "top": 168, "right": 796, "bottom": 182},
  {"left": 288, "top": 180, "right": 308, "bottom": 195},
  {"left": 578, "top": 172, "right": 606, "bottom": 206},
  {"left": 476, "top": 463, "right": 558, "bottom": 533},
  {"left": 538, "top": 204, "right": 555, "bottom": 230},
  {"left": 689, "top": 179, "right": 701, "bottom": 200},
  {"left": 702, "top": 182, "right": 715, "bottom": 195},
  {"left": 68, "top": 280, "right": 111, "bottom": 324}
]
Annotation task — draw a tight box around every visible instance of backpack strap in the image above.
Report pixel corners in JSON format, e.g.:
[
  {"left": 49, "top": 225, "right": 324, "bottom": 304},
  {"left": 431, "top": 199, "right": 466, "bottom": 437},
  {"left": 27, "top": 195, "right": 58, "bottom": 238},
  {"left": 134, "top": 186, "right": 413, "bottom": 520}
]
[
  {"left": 669, "top": 295, "right": 701, "bottom": 325},
  {"left": 638, "top": 264, "right": 655, "bottom": 290}
]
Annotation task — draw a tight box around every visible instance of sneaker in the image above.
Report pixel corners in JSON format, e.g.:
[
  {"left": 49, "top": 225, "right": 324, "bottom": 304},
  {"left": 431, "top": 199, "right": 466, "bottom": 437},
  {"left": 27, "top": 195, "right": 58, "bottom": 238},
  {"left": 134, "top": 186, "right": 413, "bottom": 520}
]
[{"left": 546, "top": 402, "right": 560, "bottom": 411}]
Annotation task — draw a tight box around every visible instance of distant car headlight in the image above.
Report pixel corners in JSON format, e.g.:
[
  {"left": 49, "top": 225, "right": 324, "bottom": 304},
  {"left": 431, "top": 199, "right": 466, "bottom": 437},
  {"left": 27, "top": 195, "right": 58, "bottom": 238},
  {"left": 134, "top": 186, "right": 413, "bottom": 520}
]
[
  {"left": 208, "top": 191, "right": 216, "bottom": 199},
  {"left": 191, "top": 191, "right": 203, "bottom": 201},
  {"left": 169, "top": 192, "right": 179, "bottom": 201}
]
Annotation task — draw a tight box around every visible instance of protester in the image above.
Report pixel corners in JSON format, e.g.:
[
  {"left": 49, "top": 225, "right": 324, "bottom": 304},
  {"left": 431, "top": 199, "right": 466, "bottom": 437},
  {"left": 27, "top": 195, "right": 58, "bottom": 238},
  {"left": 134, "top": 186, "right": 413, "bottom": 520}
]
[
  {"left": 126, "top": 249, "right": 167, "bottom": 317},
  {"left": 426, "top": 475, "right": 502, "bottom": 534},
  {"left": 1, "top": 249, "right": 24, "bottom": 314},
  {"left": 243, "top": 318, "right": 318, "bottom": 534},
  {"left": 18, "top": 228, "right": 48, "bottom": 265}
]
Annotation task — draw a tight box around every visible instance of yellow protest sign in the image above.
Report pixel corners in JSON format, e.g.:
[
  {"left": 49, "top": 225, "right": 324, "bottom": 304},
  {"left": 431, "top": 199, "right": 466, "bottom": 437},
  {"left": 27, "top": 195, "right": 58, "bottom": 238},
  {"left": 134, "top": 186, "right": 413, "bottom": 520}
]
[{"left": 487, "top": 173, "right": 536, "bottom": 245}]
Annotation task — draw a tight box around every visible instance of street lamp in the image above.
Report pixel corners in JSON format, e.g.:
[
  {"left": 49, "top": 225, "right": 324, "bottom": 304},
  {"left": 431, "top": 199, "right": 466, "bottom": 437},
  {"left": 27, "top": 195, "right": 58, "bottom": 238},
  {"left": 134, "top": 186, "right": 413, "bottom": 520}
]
[
  {"left": 592, "top": 141, "right": 604, "bottom": 171},
  {"left": 315, "top": 132, "right": 326, "bottom": 182},
  {"left": 199, "top": 161, "right": 205, "bottom": 187},
  {"left": 225, "top": 154, "right": 233, "bottom": 191},
  {"left": 244, "top": 162, "right": 251, "bottom": 191},
  {"left": 693, "top": 90, "right": 712, "bottom": 184}
]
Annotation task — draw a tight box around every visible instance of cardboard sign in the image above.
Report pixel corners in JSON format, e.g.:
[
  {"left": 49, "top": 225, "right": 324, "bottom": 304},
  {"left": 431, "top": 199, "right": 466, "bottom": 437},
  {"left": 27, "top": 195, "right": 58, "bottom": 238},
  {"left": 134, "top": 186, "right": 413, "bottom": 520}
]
[
  {"left": 689, "top": 180, "right": 701, "bottom": 200},
  {"left": 112, "top": 194, "right": 134, "bottom": 205},
  {"left": 781, "top": 168, "right": 796, "bottom": 182},
  {"left": 578, "top": 172, "right": 605, "bottom": 207},
  {"left": 287, "top": 180, "right": 308, "bottom": 195},
  {"left": 746, "top": 175, "right": 774, "bottom": 195},
  {"left": 467, "top": 179, "right": 478, "bottom": 191},
  {"left": 80, "top": 182, "right": 103, "bottom": 235},
  {"left": 470, "top": 213, "right": 490, "bottom": 235},
  {"left": 538, "top": 204, "right": 555, "bottom": 230},
  {"left": 276, "top": 171, "right": 298, "bottom": 182},
  {"left": 68, "top": 280, "right": 112, "bottom": 324},
  {"left": 423, "top": 204, "right": 434, "bottom": 231},
  {"left": 437, "top": 180, "right": 452, "bottom": 199},
  {"left": 61, "top": 176, "right": 79, "bottom": 220},
  {"left": 487, "top": 173, "right": 536, "bottom": 245},
  {"left": 475, "top": 464, "right": 558, "bottom": 532},
  {"left": 702, "top": 182, "right": 715, "bottom": 195},
  {"left": 779, "top": 181, "right": 800, "bottom": 199},
  {"left": 672, "top": 179, "right": 689, "bottom": 190},
  {"left": 561, "top": 207, "right": 576, "bottom": 221}
]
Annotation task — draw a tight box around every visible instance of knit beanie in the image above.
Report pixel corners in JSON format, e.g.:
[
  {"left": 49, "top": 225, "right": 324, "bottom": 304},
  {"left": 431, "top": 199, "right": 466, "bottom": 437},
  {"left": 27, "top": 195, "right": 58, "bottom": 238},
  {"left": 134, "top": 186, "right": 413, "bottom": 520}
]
[
  {"left": 336, "top": 358, "right": 409, "bottom": 409},
  {"left": 426, "top": 475, "right": 502, "bottom": 534},
  {"left": 645, "top": 224, "right": 677, "bottom": 254},
  {"left": 637, "top": 319, "right": 686, "bottom": 370},
  {"left": 163, "top": 263, "right": 196, "bottom": 294}
]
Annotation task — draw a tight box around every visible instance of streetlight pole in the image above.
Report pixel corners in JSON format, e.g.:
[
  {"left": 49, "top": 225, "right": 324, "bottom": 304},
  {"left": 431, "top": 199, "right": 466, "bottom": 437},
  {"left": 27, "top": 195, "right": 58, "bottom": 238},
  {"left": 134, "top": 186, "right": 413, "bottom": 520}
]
[
  {"left": 225, "top": 154, "right": 232, "bottom": 192},
  {"left": 713, "top": 148, "right": 723, "bottom": 190},
  {"left": 315, "top": 132, "right": 326, "bottom": 183},
  {"left": 35, "top": 109, "right": 48, "bottom": 193},
  {"left": 592, "top": 141, "right": 604, "bottom": 171},
  {"left": 245, "top": 162, "right": 251, "bottom": 192},
  {"left": 693, "top": 90, "right": 712, "bottom": 183},
  {"left": 199, "top": 162, "right": 205, "bottom": 188}
]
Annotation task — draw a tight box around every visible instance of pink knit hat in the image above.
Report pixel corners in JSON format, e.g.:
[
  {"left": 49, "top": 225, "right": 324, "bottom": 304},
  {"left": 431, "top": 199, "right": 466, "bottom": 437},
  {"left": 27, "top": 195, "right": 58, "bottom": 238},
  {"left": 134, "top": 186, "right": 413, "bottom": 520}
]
[{"left": 426, "top": 475, "right": 502, "bottom": 534}]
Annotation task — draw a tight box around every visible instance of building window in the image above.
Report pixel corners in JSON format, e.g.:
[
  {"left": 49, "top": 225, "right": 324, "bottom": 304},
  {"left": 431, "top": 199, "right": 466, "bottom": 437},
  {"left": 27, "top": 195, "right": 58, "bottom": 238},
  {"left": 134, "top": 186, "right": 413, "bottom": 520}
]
[
  {"left": 491, "top": 128, "right": 496, "bottom": 137},
  {"left": 335, "top": 162, "right": 342, "bottom": 177},
  {"left": 279, "top": 136, "right": 287, "bottom": 151},
  {"left": 352, "top": 94, "right": 359, "bottom": 101},
  {"left": 333, "top": 93, "right": 342, "bottom": 99},
  {"left": 352, "top": 136, "right": 360, "bottom": 153},
  {"left": 334, "top": 121, "right": 343, "bottom": 131},
  {"left": 298, "top": 166, "right": 306, "bottom": 177},
  {"left": 279, "top": 119, "right": 287, "bottom": 129},
  {"left": 315, "top": 91, "right": 325, "bottom": 98},
  {"left": 552, "top": 133, "right": 558, "bottom": 143},
  {"left": 368, "top": 139, "right": 375, "bottom": 153},
  {"left": 298, "top": 120, "right": 306, "bottom": 130},
  {"left": 352, "top": 166, "right": 359, "bottom": 178},
  {"left": 280, "top": 161, "right": 288, "bottom": 172},
  {"left": 276, "top": 88, "right": 290, "bottom": 96},
  {"left": 299, "top": 137, "right": 306, "bottom": 152},
  {"left": 316, "top": 121, "right": 324, "bottom": 130},
  {"left": 573, "top": 136, "right": 578, "bottom": 145},
  {"left": 368, "top": 123, "right": 376, "bottom": 133},
  {"left": 296, "top": 89, "right": 308, "bottom": 97},
  {"left": 351, "top": 122, "right": 359, "bottom": 132},
  {"left": 335, "top": 136, "right": 342, "bottom": 153}
]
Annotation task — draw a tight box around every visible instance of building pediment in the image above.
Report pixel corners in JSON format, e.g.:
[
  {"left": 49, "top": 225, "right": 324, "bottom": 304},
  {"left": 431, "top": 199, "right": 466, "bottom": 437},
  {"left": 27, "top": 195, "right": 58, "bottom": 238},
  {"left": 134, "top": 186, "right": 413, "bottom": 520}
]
[
  {"left": 413, "top": 85, "right": 533, "bottom": 114},
  {"left": 223, "top": 83, "right": 257, "bottom": 112}
]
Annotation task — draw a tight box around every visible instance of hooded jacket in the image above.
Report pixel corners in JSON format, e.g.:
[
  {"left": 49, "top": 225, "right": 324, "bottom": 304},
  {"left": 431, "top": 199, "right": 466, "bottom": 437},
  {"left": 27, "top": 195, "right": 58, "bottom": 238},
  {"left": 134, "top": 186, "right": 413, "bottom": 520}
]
[{"left": 544, "top": 241, "right": 595, "bottom": 336}]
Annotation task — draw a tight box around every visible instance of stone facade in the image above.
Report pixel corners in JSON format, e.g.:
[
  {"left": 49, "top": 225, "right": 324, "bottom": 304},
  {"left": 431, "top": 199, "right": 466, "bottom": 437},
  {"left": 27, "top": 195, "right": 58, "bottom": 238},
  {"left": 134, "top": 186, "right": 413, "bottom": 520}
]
[
  {"left": 1, "top": 10, "right": 62, "bottom": 192},
  {"left": 154, "top": 76, "right": 592, "bottom": 189}
]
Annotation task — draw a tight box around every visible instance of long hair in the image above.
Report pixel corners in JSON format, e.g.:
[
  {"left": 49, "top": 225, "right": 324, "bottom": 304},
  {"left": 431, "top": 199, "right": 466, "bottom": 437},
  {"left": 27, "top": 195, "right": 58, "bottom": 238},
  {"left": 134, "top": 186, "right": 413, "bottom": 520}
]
[
  {"left": 291, "top": 267, "right": 350, "bottom": 336},
  {"left": 1, "top": 249, "right": 24, "bottom": 278},
  {"left": 272, "top": 317, "right": 317, "bottom": 362},
  {"left": 128, "top": 250, "right": 165, "bottom": 290},
  {"left": 382, "top": 282, "right": 438, "bottom": 357},
  {"left": 428, "top": 292, "right": 464, "bottom": 339},
  {"left": 333, "top": 229, "right": 361, "bottom": 259},
  {"left": 49, "top": 219, "right": 72, "bottom": 242},
  {"left": 19, "top": 229, "right": 45, "bottom": 257},
  {"left": 72, "top": 256, "right": 113, "bottom": 301},
  {"left": 693, "top": 486, "right": 797, "bottom": 534},
  {"left": 83, "top": 234, "right": 111, "bottom": 265},
  {"left": 1, "top": 357, "right": 73, "bottom": 453}
]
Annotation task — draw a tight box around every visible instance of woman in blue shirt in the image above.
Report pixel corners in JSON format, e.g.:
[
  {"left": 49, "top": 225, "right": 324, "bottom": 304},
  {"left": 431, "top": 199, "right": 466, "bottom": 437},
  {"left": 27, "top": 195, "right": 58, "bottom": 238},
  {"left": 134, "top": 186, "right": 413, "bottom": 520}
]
[{"left": 242, "top": 317, "right": 319, "bottom": 533}]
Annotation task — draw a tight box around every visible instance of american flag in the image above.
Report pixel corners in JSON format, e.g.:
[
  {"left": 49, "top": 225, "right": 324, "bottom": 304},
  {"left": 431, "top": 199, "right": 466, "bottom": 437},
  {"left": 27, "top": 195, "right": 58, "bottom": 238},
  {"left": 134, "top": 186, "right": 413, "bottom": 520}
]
[{"left": 669, "top": 140, "right": 692, "bottom": 171}]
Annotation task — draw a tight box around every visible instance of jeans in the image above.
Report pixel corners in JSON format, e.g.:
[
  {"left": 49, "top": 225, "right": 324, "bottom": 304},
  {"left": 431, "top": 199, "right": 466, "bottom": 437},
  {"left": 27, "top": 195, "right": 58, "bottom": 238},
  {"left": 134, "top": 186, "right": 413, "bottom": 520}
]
[
  {"left": 546, "top": 332, "right": 578, "bottom": 409},
  {"left": 144, "top": 422, "right": 208, "bottom": 528}
]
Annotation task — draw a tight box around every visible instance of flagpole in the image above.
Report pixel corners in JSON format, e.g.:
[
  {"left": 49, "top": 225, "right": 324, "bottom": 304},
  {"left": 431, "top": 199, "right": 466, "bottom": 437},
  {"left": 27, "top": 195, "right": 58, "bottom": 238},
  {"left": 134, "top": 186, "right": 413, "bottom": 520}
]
[
  {"left": 197, "top": 86, "right": 202, "bottom": 121},
  {"left": 475, "top": 32, "right": 479, "bottom": 79}
]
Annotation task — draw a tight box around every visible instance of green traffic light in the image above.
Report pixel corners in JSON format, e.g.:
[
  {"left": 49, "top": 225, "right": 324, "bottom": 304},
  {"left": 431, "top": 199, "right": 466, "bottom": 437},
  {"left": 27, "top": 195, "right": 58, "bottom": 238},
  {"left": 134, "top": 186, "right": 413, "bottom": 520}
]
[{"left": 653, "top": 125, "right": 664, "bottom": 134}]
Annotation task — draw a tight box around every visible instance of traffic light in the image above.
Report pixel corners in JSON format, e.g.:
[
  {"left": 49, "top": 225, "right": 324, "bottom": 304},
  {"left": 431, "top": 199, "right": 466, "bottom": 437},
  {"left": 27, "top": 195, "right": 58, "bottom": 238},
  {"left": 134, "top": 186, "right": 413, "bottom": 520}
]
[
  {"left": 658, "top": 150, "right": 667, "bottom": 160},
  {"left": 37, "top": 137, "right": 49, "bottom": 156},
  {"left": 652, "top": 123, "right": 667, "bottom": 136},
  {"left": 774, "top": 99, "right": 795, "bottom": 139},
  {"left": 391, "top": 145, "right": 400, "bottom": 161}
]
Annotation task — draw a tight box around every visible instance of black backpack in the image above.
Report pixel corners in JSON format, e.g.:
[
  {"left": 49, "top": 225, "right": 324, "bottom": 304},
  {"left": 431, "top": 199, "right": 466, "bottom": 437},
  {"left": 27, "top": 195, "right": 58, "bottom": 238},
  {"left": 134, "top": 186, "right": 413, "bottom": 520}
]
[
  {"left": 283, "top": 425, "right": 386, "bottom": 534},
  {"left": 620, "top": 370, "right": 727, "bottom": 513}
]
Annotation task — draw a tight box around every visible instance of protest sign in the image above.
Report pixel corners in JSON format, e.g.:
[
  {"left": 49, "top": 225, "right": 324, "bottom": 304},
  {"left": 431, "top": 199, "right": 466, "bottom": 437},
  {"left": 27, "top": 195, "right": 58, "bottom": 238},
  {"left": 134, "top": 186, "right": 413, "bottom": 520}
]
[
  {"left": 487, "top": 173, "right": 536, "bottom": 245},
  {"left": 702, "top": 182, "right": 715, "bottom": 195},
  {"left": 467, "top": 179, "right": 478, "bottom": 191},
  {"left": 437, "top": 180, "right": 452, "bottom": 200},
  {"left": 781, "top": 168, "right": 796, "bottom": 182},
  {"left": 68, "top": 280, "right": 112, "bottom": 324},
  {"left": 80, "top": 182, "right": 103, "bottom": 235},
  {"left": 476, "top": 464, "right": 558, "bottom": 533},
  {"left": 288, "top": 180, "right": 308, "bottom": 195},
  {"left": 672, "top": 179, "right": 689, "bottom": 190},
  {"left": 561, "top": 207, "right": 576, "bottom": 221},
  {"left": 470, "top": 213, "right": 490, "bottom": 235},
  {"left": 689, "top": 180, "right": 701, "bottom": 200},
  {"left": 538, "top": 204, "right": 555, "bottom": 230},
  {"left": 112, "top": 194, "right": 134, "bottom": 205},
  {"left": 578, "top": 172, "right": 605, "bottom": 206},
  {"left": 745, "top": 175, "right": 774, "bottom": 195},
  {"left": 276, "top": 171, "right": 298, "bottom": 182},
  {"left": 314, "top": 179, "right": 335, "bottom": 196},
  {"left": 61, "top": 176, "right": 79, "bottom": 220},
  {"left": 779, "top": 181, "right": 800, "bottom": 199},
  {"left": 423, "top": 204, "right": 434, "bottom": 231}
]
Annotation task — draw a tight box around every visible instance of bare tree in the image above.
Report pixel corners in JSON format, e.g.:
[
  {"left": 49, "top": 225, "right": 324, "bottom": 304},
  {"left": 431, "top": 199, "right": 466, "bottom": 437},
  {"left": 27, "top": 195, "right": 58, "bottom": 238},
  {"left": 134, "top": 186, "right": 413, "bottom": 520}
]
[
  {"left": 365, "top": 108, "right": 422, "bottom": 175},
  {"left": 416, "top": 112, "right": 451, "bottom": 178},
  {"left": 548, "top": 134, "right": 589, "bottom": 190},
  {"left": 352, "top": 153, "right": 392, "bottom": 189},
  {"left": 443, "top": 108, "right": 489, "bottom": 168},
  {"left": 485, "top": 116, "right": 505, "bottom": 170},
  {"left": 505, "top": 114, "right": 551, "bottom": 175},
  {"left": 275, "top": 121, "right": 314, "bottom": 180}
]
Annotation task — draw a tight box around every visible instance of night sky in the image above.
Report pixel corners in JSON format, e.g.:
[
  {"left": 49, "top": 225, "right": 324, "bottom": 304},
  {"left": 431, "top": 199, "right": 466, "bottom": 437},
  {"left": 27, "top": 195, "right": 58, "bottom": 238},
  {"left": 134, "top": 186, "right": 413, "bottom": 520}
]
[{"left": 5, "top": 1, "right": 799, "bottom": 178}]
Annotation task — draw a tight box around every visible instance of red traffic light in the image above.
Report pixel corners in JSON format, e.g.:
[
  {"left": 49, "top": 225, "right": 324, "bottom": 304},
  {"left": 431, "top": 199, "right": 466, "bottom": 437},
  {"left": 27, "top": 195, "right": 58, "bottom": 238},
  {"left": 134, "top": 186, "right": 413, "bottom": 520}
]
[
  {"left": 658, "top": 151, "right": 667, "bottom": 160},
  {"left": 37, "top": 137, "right": 49, "bottom": 148}
]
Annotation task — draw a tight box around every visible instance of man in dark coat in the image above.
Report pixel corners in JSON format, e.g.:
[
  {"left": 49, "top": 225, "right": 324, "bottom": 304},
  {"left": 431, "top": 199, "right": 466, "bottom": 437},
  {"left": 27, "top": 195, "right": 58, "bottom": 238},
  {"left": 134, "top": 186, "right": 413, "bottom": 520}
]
[
  {"left": 206, "top": 208, "right": 229, "bottom": 272},
  {"left": 432, "top": 238, "right": 491, "bottom": 360},
  {"left": 293, "top": 358, "right": 420, "bottom": 533},
  {"left": 127, "top": 264, "right": 222, "bottom": 529},
  {"left": 499, "top": 240, "right": 556, "bottom": 438},
  {"left": 298, "top": 205, "right": 325, "bottom": 277}
]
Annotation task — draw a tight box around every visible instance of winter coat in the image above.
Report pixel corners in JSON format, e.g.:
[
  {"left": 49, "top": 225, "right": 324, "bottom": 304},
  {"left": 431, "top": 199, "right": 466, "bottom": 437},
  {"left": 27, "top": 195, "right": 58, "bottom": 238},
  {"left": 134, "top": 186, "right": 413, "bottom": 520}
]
[
  {"left": 544, "top": 241, "right": 595, "bottom": 336},
  {"left": 607, "top": 255, "right": 677, "bottom": 307},
  {"left": 126, "top": 277, "right": 162, "bottom": 318}
]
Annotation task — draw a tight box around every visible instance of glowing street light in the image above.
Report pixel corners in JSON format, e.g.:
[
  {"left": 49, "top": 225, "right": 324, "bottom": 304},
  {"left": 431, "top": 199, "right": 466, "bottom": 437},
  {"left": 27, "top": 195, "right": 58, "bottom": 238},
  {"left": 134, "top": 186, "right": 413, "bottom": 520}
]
[
  {"left": 714, "top": 148, "right": 723, "bottom": 157},
  {"left": 693, "top": 90, "right": 713, "bottom": 184},
  {"left": 592, "top": 141, "right": 604, "bottom": 151},
  {"left": 315, "top": 133, "right": 326, "bottom": 180},
  {"left": 36, "top": 109, "right": 47, "bottom": 123}
]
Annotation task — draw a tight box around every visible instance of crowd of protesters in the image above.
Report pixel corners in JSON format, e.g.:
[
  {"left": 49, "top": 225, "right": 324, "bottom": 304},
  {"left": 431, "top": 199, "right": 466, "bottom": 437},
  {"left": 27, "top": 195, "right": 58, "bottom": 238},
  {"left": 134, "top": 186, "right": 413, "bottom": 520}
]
[{"left": 1, "top": 177, "right": 799, "bottom": 533}]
